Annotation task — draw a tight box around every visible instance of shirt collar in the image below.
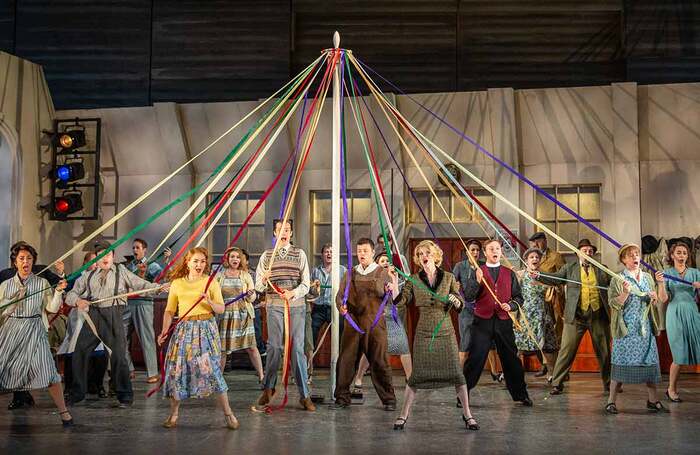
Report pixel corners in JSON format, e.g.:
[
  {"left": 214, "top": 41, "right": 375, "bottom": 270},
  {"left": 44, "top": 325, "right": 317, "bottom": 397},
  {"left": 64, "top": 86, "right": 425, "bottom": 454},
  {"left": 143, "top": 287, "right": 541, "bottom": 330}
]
[
  {"left": 356, "top": 262, "right": 378, "bottom": 275},
  {"left": 485, "top": 262, "right": 500, "bottom": 268}
]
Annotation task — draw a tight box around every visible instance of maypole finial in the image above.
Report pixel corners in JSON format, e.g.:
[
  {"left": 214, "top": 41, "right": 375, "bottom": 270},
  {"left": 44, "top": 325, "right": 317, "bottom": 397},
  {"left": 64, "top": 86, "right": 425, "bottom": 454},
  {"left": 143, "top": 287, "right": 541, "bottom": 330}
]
[{"left": 333, "top": 31, "right": 340, "bottom": 49}]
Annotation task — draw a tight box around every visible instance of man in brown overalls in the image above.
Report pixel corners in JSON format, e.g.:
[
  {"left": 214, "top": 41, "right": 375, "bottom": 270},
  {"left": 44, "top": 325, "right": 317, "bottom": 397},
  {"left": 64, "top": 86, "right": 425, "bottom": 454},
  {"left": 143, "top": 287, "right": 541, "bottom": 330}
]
[{"left": 333, "top": 237, "right": 399, "bottom": 411}]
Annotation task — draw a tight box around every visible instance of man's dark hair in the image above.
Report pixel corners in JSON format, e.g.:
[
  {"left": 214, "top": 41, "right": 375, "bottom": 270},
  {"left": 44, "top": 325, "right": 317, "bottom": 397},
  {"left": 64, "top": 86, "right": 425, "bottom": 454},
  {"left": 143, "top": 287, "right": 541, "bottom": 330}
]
[
  {"left": 133, "top": 238, "right": 148, "bottom": 249},
  {"left": 273, "top": 219, "right": 293, "bottom": 232},
  {"left": 357, "top": 238, "right": 375, "bottom": 249}
]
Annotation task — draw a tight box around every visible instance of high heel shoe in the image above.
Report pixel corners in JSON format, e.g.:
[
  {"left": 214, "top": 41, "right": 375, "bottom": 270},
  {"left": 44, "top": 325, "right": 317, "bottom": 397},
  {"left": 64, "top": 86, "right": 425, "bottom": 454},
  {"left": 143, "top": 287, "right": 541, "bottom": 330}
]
[
  {"left": 462, "top": 414, "right": 479, "bottom": 431},
  {"left": 393, "top": 417, "right": 407, "bottom": 430},
  {"left": 666, "top": 390, "right": 682, "bottom": 403},
  {"left": 59, "top": 410, "right": 74, "bottom": 427},
  {"left": 224, "top": 413, "right": 240, "bottom": 430},
  {"left": 162, "top": 414, "right": 178, "bottom": 428}
]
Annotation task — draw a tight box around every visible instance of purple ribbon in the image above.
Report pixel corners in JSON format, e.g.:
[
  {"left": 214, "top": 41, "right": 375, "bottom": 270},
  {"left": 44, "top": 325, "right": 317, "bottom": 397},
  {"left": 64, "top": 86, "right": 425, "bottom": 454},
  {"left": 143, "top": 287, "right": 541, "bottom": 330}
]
[
  {"left": 355, "top": 57, "right": 692, "bottom": 287},
  {"left": 391, "top": 302, "right": 399, "bottom": 324},
  {"left": 370, "top": 292, "right": 392, "bottom": 329},
  {"left": 224, "top": 292, "right": 248, "bottom": 307},
  {"left": 338, "top": 55, "right": 365, "bottom": 334}
]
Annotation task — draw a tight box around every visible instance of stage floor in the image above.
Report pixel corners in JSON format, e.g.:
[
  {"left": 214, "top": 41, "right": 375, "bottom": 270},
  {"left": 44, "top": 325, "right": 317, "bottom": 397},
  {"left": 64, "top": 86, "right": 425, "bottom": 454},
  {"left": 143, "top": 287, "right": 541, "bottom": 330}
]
[{"left": 2, "top": 370, "right": 700, "bottom": 454}]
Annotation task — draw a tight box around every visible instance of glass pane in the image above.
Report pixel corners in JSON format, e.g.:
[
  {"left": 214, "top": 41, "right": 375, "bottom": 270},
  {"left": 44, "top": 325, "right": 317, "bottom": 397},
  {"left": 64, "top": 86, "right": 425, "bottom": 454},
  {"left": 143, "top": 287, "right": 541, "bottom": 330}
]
[
  {"left": 453, "top": 195, "right": 471, "bottom": 222},
  {"left": 351, "top": 224, "right": 371, "bottom": 243},
  {"left": 353, "top": 197, "right": 371, "bottom": 223},
  {"left": 579, "top": 186, "right": 600, "bottom": 220},
  {"left": 313, "top": 192, "right": 332, "bottom": 223},
  {"left": 556, "top": 186, "right": 578, "bottom": 221},
  {"left": 212, "top": 225, "right": 228, "bottom": 255},
  {"left": 230, "top": 197, "right": 247, "bottom": 223},
  {"left": 557, "top": 221, "right": 578, "bottom": 252},
  {"left": 248, "top": 197, "right": 265, "bottom": 224},
  {"left": 409, "top": 192, "right": 430, "bottom": 223},
  {"left": 478, "top": 194, "right": 494, "bottom": 213},
  {"left": 313, "top": 224, "right": 331, "bottom": 255},
  {"left": 535, "top": 187, "right": 556, "bottom": 221},
  {"left": 248, "top": 226, "right": 266, "bottom": 253},
  {"left": 432, "top": 191, "right": 451, "bottom": 222},
  {"left": 578, "top": 221, "right": 601, "bottom": 251}
]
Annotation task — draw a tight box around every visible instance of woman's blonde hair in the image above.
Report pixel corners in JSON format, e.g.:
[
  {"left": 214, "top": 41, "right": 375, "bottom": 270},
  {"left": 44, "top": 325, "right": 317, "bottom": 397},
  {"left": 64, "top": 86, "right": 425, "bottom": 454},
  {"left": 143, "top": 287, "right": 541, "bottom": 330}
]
[
  {"left": 223, "top": 246, "right": 249, "bottom": 272},
  {"left": 169, "top": 247, "right": 211, "bottom": 280},
  {"left": 413, "top": 240, "right": 443, "bottom": 268}
]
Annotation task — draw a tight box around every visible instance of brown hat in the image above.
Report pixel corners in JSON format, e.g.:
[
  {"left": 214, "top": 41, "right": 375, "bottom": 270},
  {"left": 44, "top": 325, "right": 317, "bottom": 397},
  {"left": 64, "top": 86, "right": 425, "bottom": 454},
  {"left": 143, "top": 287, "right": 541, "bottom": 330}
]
[
  {"left": 577, "top": 238, "right": 597, "bottom": 254},
  {"left": 529, "top": 232, "right": 546, "bottom": 242},
  {"left": 522, "top": 247, "right": 543, "bottom": 260},
  {"left": 618, "top": 243, "right": 640, "bottom": 263},
  {"left": 93, "top": 239, "right": 112, "bottom": 253}
]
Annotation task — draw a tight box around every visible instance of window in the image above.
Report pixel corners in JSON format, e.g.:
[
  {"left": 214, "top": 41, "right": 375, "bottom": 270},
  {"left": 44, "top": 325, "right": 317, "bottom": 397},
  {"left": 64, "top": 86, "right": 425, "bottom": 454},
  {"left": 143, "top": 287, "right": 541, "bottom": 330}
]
[
  {"left": 407, "top": 188, "right": 494, "bottom": 224},
  {"left": 310, "top": 190, "right": 372, "bottom": 265},
  {"left": 535, "top": 185, "right": 601, "bottom": 253},
  {"left": 207, "top": 191, "right": 266, "bottom": 268}
]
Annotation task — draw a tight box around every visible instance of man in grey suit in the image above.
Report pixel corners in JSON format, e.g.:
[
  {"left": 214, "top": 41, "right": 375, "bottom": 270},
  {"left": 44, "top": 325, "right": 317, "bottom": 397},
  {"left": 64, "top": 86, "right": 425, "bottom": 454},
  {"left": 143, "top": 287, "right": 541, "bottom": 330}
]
[{"left": 534, "top": 239, "right": 612, "bottom": 394}]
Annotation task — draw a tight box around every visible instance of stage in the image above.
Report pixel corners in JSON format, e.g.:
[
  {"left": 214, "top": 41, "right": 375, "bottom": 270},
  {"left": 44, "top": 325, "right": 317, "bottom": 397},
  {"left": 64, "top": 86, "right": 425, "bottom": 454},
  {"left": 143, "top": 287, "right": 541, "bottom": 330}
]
[{"left": 2, "top": 370, "right": 699, "bottom": 454}]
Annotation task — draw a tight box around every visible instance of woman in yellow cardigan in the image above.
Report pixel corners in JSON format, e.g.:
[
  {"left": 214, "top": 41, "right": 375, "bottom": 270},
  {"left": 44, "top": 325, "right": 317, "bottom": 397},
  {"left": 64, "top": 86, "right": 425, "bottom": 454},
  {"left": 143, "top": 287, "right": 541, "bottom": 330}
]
[
  {"left": 158, "top": 247, "right": 239, "bottom": 430},
  {"left": 606, "top": 244, "right": 668, "bottom": 415}
]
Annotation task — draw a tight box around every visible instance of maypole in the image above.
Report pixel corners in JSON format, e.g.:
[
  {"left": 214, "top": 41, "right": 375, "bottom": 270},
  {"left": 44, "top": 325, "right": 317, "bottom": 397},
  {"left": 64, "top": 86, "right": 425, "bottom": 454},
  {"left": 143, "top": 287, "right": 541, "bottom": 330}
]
[{"left": 330, "top": 31, "right": 341, "bottom": 398}]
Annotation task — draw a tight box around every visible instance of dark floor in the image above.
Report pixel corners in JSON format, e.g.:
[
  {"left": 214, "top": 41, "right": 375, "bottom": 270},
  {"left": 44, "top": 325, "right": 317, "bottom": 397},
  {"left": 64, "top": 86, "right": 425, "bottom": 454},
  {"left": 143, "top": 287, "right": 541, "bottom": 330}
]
[{"left": 2, "top": 370, "right": 700, "bottom": 455}]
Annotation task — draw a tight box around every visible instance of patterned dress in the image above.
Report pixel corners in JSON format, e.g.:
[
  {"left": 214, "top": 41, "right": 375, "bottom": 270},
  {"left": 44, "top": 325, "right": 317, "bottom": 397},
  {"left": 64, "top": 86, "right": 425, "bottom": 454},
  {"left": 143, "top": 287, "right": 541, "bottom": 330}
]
[
  {"left": 217, "top": 270, "right": 256, "bottom": 353},
  {"left": 0, "top": 274, "right": 62, "bottom": 391},
  {"left": 611, "top": 270, "right": 661, "bottom": 384},
  {"left": 664, "top": 267, "right": 700, "bottom": 365},
  {"left": 515, "top": 273, "right": 559, "bottom": 353},
  {"left": 385, "top": 305, "right": 410, "bottom": 355},
  {"left": 163, "top": 277, "right": 228, "bottom": 400},
  {"left": 395, "top": 269, "right": 465, "bottom": 389}
]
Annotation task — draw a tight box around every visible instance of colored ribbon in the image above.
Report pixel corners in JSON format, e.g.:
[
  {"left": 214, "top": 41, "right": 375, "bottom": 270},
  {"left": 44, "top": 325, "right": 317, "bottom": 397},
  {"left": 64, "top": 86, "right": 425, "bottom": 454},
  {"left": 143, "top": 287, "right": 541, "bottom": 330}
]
[{"left": 370, "top": 292, "right": 392, "bottom": 329}]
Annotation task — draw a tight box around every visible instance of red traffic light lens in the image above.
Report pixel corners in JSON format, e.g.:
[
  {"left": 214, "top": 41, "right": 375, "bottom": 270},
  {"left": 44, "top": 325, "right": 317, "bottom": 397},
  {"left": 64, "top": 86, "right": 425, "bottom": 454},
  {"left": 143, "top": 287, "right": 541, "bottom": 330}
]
[{"left": 55, "top": 198, "right": 70, "bottom": 213}]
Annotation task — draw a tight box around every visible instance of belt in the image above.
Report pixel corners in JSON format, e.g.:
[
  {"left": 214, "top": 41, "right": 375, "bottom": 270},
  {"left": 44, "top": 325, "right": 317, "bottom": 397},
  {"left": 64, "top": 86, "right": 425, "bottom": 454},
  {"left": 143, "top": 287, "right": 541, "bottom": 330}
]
[
  {"left": 9, "top": 314, "right": 40, "bottom": 319},
  {"left": 180, "top": 313, "right": 213, "bottom": 321}
]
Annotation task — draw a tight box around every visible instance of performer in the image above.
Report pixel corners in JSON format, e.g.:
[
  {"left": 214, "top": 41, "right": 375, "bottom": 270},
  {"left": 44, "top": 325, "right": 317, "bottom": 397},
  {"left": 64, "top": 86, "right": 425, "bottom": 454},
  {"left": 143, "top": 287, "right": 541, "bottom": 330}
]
[
  {"left": 350, "top": 251, "right": 411, "bottom": 393},
  {"left": 65, "top": 240, "right": 165, "bottom": 407},
  {"left": 515, "top": 247, "right": 558, "bottom": 381},
  {"left": 0, "top": 242, "right": 65, "bottom": 410},
  {"left": 463, "top": 239, "right": 532, "bottom": 407},
  {"left": 123, "top": 238, "right": 166, "bottom": 383},
  {"left": 58, "top": 252, "right": 108, "bottom": 401},
  {"left": 663, "top": 240, "right": 700, "bottom": 402},
  {"left": 307, "top": 243, "right": 346, "bottom": 382},
  {"left": 0, "top": 242, "right": 73, "bottom": 426},
  {"left": 216, "top": 246, "right": 263, "bottom": 383},
  {"left": 452, "top": 239, "right": 484, "bottom": 367},
  {"left": 535, "top": 239, "right": 612, "bottom": 394},
  {"left": 157, "top": 247, "right": 239, "bottom": 429},
  {"left": 254, "top": 219, "right": 314, "bottom": 411},
  {"left": 392, "top": 240, "right": 476, "bottom": 430},
  {"left": 605, "top": 244, "right": 667, "bottom": 414},
  {"left": 333, "top": 239, "right": 399, "bottom": 410},
  {"left": 529, "top": 231, "right": 564, "bottom": 377}
]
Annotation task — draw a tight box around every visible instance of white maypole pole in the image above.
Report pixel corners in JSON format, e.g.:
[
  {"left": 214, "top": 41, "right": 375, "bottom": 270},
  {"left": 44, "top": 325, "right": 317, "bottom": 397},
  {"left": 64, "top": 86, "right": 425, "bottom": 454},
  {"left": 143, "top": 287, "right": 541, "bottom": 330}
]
[{"left": 329, "top": 31, "right": 341, "bottom": 399}]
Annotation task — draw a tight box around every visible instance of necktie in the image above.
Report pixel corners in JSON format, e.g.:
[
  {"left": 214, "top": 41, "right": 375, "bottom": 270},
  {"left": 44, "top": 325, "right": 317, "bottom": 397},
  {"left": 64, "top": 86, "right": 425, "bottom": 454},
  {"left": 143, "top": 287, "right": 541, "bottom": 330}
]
[{"left": 583, "top": 263, "right": 590, "bottom": 276}]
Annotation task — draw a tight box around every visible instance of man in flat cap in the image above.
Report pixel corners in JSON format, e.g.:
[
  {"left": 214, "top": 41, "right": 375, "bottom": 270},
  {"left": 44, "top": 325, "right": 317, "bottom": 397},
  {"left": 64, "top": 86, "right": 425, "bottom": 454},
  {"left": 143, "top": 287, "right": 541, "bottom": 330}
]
[{"left": 533, "top": 238, "right": 612, "bottom": 394}]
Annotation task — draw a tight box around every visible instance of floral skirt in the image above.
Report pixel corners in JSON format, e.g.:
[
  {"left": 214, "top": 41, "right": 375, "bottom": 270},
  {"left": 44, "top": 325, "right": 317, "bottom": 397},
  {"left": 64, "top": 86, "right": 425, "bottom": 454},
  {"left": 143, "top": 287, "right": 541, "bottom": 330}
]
[{"left": 163, "top": 317, "right": 228, "bottom": 400}]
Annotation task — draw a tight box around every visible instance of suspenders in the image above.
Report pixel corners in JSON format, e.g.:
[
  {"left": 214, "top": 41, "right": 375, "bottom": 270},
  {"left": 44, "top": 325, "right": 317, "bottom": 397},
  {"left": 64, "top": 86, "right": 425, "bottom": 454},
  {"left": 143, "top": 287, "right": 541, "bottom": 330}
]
[{"left": 85, "top": 264, "right": 122, "bottom": 306}]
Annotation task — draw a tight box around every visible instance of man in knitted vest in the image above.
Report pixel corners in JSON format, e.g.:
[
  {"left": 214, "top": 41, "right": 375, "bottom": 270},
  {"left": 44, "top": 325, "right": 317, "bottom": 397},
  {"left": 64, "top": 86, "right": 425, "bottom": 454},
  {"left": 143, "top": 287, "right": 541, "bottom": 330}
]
[
  {"left": 462, "top": 239, "right": 532, "bottom": 406},
  {"left": 255, "top": 219, "right": 314, "bottom": 411}
]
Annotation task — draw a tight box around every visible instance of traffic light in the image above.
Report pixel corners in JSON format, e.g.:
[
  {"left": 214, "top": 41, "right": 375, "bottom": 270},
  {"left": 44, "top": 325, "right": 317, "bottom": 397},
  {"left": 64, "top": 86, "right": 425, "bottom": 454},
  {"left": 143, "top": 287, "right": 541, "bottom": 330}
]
[
  {"left": 53, "top": 192, "right": 83, "bottom": 219},
  {"left": 54, "top": 160, "right": 85, "bottom": 189}
]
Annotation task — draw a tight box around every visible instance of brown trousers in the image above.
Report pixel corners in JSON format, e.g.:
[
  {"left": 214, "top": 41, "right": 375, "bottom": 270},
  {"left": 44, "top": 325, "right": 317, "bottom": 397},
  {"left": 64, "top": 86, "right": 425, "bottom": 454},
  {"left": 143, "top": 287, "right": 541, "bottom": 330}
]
[{"left": 334, "top": 279, "right": 395, "bottom": 405}]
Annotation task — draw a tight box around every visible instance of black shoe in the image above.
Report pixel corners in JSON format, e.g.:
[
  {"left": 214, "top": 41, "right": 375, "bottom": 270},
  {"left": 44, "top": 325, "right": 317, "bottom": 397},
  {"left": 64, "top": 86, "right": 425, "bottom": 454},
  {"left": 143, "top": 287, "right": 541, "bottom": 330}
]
[
  {"left": 497, "top": 373, "right": 504, "bottom": 383},
  {"left": 98, "top": 387, "right": 108, "bottom": 399},
  {"left": 383, "top": 402, "right": 397, "bottom": 412},
  {"left": 521, "top": 397, "right": 533, "bottom": 407},
  {"left": 550, "top": 385, "right": 564, "bottom": 395},
  {"left": 7, "top": 399, "right": 26, "bottom": 410},
  {"left": 330, "top": 402, "right": 350, "bottom": 410},
  {"left": 393, "top": 417, "right": 407, "bottom": 430},
  {"left": 604, "top": 402, "right": 618, "bottom": 414},
  {"left": 534, "top": 366, "right": 548, "bottom": 378},
  {"left": 59, "top": 410, "right": 74, "bottom": 427},
  {"left": 665, "top": 390, "right": 682, "bottom": 403},
  {"left": 462, "top": 414, "right": 479, "bottom": 431},
  {"left": 647, "top": 401, "right": 669, "bottom": 413},
  {"left": 490, "top": 373, "right": 499, "bottom": 382}
]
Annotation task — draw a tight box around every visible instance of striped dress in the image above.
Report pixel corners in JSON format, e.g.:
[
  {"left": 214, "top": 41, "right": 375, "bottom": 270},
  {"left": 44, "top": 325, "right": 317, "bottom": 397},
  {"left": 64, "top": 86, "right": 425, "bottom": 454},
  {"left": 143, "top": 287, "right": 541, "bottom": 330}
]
[
  {"left": 217, "top": 270, "right": 256, "bottom": 353},
  {"left": 0, "top": 273, "right": 63, "bottom": 391}
]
